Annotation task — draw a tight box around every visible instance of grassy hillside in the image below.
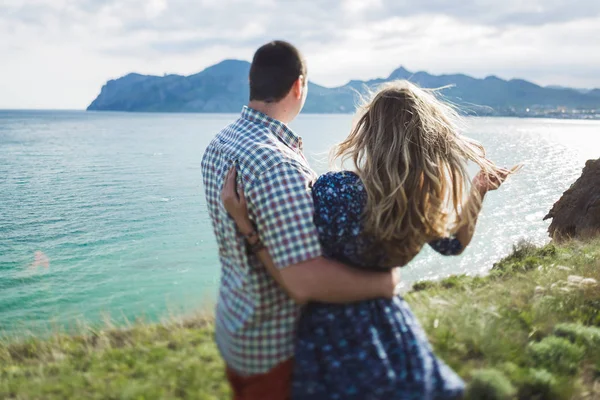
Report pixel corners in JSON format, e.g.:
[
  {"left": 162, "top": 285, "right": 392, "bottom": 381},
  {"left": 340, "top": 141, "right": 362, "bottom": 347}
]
[
  {"left": 1, "top": 240, "right": 599, "bottom": 399},
  {"left": 410, "top": 240, "right": 600, "bottom": 399}
]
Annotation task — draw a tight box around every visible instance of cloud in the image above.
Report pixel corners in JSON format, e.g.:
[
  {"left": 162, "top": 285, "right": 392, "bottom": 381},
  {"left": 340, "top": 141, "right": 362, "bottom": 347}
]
[
  {"left": 374, "top": 0, "right": 600, "bottom": 26},
  {"left": 1, "top": 0, "right": 599, "bottom": 108}
]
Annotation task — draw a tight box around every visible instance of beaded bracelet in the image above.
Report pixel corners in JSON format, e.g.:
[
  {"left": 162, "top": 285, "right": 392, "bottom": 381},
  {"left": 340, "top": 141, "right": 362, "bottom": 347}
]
[
  {"left": 243, "top": 230, "right": 259, "bottom": 242},
  {"left": 243, "top": 230, "right": 266, "bottom": 253},
  {"left": 248, "top": 238, "right": 266, "bottom": 253}
]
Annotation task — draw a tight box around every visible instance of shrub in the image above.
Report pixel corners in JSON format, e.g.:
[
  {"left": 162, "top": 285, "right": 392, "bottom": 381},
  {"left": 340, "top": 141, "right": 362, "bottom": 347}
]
[
  {"left": 440, "top": 275, "right": 471, "bottom": 290},
  {"left": 411, "top": 280, "right": 436, "bottom": 292},
  {"left": 528, "top": 337, "right": 584, "bottom": 375},
  {"left": 466, "top": 369, "right": 516, "bottom": 400},
  {"left": 516, "top": 369, "right": 561, "bottom": 400},
  {"left": 491, "top": 242, "right": 557, "bottom": 277},
  {"left": 553, "top": 323, "right": 600, "bottom": 349}
]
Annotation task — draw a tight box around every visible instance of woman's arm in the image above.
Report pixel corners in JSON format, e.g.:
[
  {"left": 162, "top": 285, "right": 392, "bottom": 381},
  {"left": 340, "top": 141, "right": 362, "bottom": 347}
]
[
  {"left": 233, "top": 217, "right": 298, "bottom": 301},
  {"left": 449, "top": 168, "right": 512, "bottom": 252},
  {"left": 429, "top": 167, "right": 514, "bottom": 256},
  {"left": 451, "top": 183, "right": 487, "bottom": 252}
]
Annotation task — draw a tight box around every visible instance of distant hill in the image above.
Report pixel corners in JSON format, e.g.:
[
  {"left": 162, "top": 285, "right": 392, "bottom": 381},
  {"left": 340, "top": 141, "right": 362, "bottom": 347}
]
[
  {"left": 546, "top": 85, "right": 591, "bottom": 94},
  {"left": 589, "top": 89, "right": 600, "bottom": 98},
  {"left": 88, "top": 60, "right": 600, "bottom": 116}
]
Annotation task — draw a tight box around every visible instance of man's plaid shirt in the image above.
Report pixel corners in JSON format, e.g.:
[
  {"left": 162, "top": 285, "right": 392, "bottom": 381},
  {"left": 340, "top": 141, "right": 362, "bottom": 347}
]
[{"left": 201, "top": 106, "right": 323, "bottom": 375}]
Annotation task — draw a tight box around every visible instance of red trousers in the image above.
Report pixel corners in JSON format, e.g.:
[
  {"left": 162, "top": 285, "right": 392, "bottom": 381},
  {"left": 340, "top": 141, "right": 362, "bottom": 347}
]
[{"left": 226, "top": 359, "right": 294, "bottom": 400}]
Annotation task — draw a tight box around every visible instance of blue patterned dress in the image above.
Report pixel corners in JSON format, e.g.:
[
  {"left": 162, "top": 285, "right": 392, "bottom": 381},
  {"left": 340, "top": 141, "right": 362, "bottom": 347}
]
[{"left": 291, "top": 171, "right": 465, "bottom": 400}]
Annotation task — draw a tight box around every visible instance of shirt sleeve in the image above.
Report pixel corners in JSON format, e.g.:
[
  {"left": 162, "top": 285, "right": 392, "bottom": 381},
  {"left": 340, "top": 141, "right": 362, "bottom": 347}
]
[
  {"left": 247, "top": 162, "right": 323, "bottom": 269},
  {"left": 428, "top": 237, "right": 463, "bottom": 256}
]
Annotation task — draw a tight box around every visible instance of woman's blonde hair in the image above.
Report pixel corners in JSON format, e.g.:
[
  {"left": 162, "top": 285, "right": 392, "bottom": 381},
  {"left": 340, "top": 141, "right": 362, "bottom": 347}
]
[{"left": 332, "top": 80, "right": 504, "bottom": 266}]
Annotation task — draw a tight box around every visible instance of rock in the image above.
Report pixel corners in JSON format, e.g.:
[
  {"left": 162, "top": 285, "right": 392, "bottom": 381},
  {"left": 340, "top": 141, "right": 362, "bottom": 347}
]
[
  {"left": 556, "top": 265, "right": 572, "bottom": 271},
  {"left": 534, "top": 286, "right": 546, "bottom": 294},
  {"left": 429, "top": 297, "right": 452, "bottom": 307},
  {"left": 565, "top": 275, "right": 598, "bottom": 289},
  {"left": 580, "top": 278, "right": 598, "bottom": 288},
  {"left": 544, "top": 158, "right": 600, "bottom": 242}
]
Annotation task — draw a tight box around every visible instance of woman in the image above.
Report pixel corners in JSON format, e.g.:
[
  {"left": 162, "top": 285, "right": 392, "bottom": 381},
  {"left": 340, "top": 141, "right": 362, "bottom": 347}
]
[{"left": 222, "top": 80, "right": 517, "bottom": 399}]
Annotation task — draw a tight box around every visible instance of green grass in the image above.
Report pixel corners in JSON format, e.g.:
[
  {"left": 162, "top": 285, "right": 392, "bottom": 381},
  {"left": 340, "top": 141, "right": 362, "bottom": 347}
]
[
  {"left": 1, "top": 240, "right": 599, "bottom": 399},
  {"left": 0, "top": 317, "right": 230, "bottom": 399},
  {"left": 409, "top": 239, "right": 600, "bottom": 399}
]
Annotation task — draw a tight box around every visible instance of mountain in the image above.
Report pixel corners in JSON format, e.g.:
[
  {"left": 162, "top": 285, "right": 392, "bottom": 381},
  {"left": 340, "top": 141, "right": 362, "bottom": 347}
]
[
  {"left": 87, "top": 60, "right": 249, "bottom": 113},
  {"left": 589, "top": 89, "right": 600, "bottom": 98},
  {"left": 546, "top": 85, "right": 592, "bottom": 94},
  {"left": 88, "top": 60, "right": 600, "bottom": 115}
]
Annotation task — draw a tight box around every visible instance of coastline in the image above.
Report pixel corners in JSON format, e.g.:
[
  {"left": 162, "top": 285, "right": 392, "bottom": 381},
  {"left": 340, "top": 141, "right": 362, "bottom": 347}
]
[{"left": 3, "top": 108, "right": 600, "bottom": 121}]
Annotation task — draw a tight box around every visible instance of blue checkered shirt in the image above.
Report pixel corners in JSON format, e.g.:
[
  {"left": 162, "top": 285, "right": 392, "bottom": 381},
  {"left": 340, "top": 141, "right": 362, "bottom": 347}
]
[{"left": 201, "top": 106, "right": 323, "bottom": 375}]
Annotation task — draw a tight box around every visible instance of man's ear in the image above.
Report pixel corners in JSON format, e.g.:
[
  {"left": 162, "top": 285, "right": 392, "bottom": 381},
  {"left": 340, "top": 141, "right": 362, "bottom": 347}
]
[{"left": 293, "top": 76, "right": 304, "bottom": 100}]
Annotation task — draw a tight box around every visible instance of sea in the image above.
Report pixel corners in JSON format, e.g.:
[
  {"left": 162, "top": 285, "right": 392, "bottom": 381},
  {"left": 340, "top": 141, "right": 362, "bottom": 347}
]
[{"left": 0, "top": 110, "right": 598, "bottom": 335}]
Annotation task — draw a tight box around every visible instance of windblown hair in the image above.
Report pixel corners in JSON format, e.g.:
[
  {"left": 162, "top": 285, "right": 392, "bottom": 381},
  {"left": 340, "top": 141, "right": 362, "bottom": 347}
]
[{"left": 332, "top": 80, "right": 504, "bottom": 266}]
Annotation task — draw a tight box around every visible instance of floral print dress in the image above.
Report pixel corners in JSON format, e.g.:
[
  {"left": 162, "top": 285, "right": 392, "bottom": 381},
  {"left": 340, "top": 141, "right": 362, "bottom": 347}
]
[{"left": 291, "top": 171, "right": 465, "bottom": 400}]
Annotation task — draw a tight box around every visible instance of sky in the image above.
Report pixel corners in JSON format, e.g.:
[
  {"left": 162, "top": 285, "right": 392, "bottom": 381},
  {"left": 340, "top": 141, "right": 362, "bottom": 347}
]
[{"left": 1, "top": 0, "right": 600, "bottom": 109}]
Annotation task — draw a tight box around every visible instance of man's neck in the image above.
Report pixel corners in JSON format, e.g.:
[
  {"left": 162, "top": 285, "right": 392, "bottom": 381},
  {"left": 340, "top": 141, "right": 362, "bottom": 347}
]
[{"left": 248, "top": 101, "right": 290, "bottom": 124}]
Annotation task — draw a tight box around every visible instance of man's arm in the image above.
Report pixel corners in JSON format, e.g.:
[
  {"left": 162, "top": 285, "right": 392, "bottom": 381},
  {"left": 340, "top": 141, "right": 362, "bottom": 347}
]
[
  {"left": 238, "top": 219, "right": 395, "bottom": 305},
  {"left": 222, "top": 164, "right": 398, "bottom": 305},
  {"left": 281, "top": 257, "right": 396, "bottom": 305}
]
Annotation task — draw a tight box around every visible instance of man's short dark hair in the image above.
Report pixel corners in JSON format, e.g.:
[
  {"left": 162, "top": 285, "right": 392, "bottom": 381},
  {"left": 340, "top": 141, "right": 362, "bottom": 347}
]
[{"left": 249, "top": 41, "right": 307, "bottom": 103}]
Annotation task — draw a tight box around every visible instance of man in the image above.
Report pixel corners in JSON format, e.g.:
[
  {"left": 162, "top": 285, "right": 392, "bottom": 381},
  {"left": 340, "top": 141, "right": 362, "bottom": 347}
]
[{"left": 201, "top": 40, "right": 399, "bottom": 400}]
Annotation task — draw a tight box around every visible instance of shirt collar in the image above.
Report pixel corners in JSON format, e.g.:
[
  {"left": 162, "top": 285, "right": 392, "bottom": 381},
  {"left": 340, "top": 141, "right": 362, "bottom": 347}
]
[{"left": 241, "top": 106, "right": 303, "bottom": 151}]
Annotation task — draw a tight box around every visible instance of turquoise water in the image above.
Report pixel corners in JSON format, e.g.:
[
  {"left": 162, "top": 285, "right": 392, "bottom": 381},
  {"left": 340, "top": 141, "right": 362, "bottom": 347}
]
[{"left": 1, "top": 111, "right": 599, "bottom": 334}]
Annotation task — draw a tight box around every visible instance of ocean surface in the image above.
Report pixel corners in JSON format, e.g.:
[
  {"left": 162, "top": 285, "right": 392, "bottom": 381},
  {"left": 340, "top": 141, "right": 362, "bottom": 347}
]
[{"left": 1, "top": 110, "right": 598, "bottom": 335}]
